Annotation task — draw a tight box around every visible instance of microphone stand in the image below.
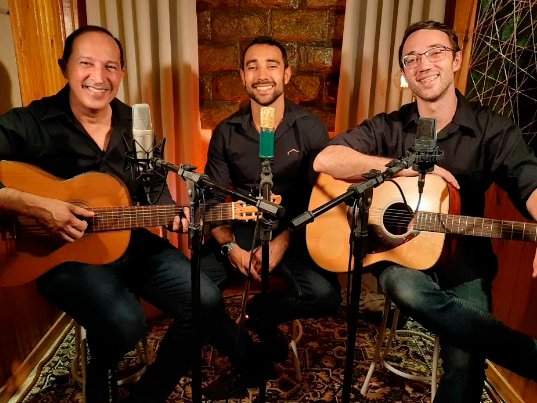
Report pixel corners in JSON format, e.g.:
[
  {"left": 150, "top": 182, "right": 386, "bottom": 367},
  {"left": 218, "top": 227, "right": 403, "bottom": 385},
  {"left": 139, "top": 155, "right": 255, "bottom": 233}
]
[
  {"left": 288, "top": 157, "right": 413, "bottom": 403},
  {"left": 257, "top": 159, "right": 277, "bottom": 403},
  {"left": 150, "top": 159, "right": 285, "bottom": 403}
]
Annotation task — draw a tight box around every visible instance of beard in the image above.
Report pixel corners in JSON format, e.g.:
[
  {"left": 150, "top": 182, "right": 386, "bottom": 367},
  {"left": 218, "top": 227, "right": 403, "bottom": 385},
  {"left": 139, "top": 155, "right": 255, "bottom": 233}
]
[{"left": 245, "top": 81, "right": 285, "bottom": 106}]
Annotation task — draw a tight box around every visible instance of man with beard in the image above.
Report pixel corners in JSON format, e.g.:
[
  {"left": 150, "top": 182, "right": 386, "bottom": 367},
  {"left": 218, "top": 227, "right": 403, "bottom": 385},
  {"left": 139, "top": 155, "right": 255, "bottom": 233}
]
[
  {"left": 314, "top": 21, "right": 537, "bottom": 402},
  {"left": 201, "top": 36, "right": 342, "bottom": 399}
]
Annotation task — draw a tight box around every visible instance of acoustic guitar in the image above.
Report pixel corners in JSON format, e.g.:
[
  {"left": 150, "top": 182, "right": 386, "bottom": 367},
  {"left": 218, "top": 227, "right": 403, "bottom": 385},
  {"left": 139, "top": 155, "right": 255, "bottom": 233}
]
[
  {"left": 307, "top": 173, "right": 537, "bottom": 272},
  {"left": 0, "top": 161, "right": 268, "bottom": 286}
]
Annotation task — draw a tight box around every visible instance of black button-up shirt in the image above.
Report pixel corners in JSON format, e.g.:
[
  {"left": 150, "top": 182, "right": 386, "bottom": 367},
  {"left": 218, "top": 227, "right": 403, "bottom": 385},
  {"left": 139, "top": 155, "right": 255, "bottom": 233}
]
[
  {"left": 329, "top": 90, "right": 537, "bottom": 287},
  {"left": 0, "top": 85, "right": 173, "bottom": 206},
  {"left": 204, "top": 98, "right": 329, "bottom": 247}
]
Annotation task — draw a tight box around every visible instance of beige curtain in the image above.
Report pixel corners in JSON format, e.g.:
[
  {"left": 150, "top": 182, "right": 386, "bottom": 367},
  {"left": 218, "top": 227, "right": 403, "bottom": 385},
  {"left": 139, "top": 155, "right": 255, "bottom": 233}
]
[
  {"left": 336, "top": 0, "right": 446, "bottom": 133},
  {"left": 86, "top": 0, "right": 201, "bottom": 250}
]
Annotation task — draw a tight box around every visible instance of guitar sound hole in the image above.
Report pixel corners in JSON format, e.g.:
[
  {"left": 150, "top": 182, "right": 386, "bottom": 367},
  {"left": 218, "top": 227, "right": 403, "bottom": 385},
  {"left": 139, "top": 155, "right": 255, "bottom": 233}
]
[{"left": 383, "top": 203, "right": 414, "bottom": 236}]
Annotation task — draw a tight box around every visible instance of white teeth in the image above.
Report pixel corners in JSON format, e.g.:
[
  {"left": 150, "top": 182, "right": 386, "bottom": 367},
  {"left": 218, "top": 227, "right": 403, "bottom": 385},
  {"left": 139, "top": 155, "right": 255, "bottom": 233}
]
[
  {"left": 419, "top": 76, "right": 437, "bottom": 83},
  {"left": 87, "top": 87, "right": 106, "bottom": 93},
  {"left": 256, "top": 85, "right": 273, "bottom": 90}
]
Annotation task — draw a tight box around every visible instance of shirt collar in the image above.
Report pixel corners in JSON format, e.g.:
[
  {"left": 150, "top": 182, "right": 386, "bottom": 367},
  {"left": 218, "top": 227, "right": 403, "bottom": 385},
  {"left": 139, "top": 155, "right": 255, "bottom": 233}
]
[
  {"left": 41, "top": 84, "right": 131, "bottom": 127},
  {"left": 402, "top": 89, "right": 480, "bottom": 136}
]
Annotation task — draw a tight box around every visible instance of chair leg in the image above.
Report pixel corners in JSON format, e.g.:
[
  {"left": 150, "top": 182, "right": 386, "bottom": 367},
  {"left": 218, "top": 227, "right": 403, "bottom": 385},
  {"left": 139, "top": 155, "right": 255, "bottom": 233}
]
[
  {"left": 361, "top": 297, "right": 391, "bottom": 395},
  {"left": 431, "top": 335, "right": 440, "bottom": 400},
  {"left": 290, "top": 319, "right": 303, "bottom": 381}
]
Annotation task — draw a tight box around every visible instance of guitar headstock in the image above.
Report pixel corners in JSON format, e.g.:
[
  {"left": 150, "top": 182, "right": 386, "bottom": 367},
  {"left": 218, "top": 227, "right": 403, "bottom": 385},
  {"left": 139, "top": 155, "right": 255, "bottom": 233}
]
[{"left": 232, "top": 194, "right": 282, "bottom": 221}]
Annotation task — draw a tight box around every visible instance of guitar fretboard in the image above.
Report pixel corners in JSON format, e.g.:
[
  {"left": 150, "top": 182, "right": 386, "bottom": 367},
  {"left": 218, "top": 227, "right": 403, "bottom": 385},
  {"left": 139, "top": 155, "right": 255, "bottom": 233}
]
[
  {"left": 88, "top": 203, "right": 239, "bottom": 232},
  {"left": 414, "top": 212, "right": 537, "bottom": 242}
]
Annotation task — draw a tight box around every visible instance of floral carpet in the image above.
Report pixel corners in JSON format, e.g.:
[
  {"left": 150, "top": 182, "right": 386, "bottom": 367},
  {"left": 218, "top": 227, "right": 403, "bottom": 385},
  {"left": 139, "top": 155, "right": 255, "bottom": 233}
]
[{"left": 10, "top": 297, "right": 496, "bottom": 403}]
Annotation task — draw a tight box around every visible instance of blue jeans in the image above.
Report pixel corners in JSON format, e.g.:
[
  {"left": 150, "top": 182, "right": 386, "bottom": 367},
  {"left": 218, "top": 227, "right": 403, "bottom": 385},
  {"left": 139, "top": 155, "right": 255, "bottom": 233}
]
[
  {"left": 37, "top": 229, "right": 223, "bottom": 402},
  {"left": 379, "top": 265, "right": 537, "bottom": 403},
  {"left": 200, "top": 235, "right": 342, "bottom": 365}
]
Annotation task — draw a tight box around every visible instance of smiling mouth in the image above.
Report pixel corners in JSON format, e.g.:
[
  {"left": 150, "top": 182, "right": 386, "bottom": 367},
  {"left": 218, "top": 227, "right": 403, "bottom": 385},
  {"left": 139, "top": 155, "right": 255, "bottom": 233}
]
[
  {"left": 254, "top": 84, "right": 275, "bottom": 91},
  {"left": 86, "top": 86, "right": 108, "bottom": 93},
  {"left": 418, "top": 75, "right": 439, "bottom": 83}
]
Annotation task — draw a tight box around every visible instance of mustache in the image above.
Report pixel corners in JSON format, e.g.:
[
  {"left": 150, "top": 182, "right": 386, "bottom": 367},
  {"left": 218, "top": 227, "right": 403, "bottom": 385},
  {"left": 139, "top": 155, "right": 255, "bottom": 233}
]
[{"left": 83, "top": 81, "right": 110, "bottom": 90}]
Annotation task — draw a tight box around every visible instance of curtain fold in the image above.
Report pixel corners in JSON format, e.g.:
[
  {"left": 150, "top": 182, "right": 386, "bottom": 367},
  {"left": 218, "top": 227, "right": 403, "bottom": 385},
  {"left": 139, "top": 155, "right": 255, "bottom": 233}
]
[
  {"left": 336, "top": 0, "right": 447, "bottom": 133},
  {"left": 86, "top": 0, "right": 201, "bottom": 250}
]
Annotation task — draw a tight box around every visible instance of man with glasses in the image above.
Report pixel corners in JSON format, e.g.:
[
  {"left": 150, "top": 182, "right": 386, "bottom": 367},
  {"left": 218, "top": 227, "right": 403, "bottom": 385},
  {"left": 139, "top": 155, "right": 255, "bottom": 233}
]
[{"left": 314, "top": 20, "right": 537, "bottom": 402}]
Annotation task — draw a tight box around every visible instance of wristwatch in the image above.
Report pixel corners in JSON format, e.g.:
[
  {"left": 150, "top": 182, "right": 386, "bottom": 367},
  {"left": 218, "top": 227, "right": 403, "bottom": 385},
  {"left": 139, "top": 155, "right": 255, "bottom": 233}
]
[{"left": 221, "top": 242, "right": 237, "bottom": 256}]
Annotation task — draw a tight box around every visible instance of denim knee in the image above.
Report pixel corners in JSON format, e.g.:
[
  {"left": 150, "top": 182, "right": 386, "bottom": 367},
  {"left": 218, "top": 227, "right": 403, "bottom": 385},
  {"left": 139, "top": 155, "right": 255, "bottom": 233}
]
[{"left": 378, "top": 265, "right": 434, "bottom": 314}]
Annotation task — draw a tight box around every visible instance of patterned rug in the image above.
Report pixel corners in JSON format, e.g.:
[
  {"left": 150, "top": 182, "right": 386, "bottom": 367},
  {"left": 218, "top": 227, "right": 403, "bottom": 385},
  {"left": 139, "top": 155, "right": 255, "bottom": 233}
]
[{"left": 9, "top": 297, "right": 496, "bottom": 403}]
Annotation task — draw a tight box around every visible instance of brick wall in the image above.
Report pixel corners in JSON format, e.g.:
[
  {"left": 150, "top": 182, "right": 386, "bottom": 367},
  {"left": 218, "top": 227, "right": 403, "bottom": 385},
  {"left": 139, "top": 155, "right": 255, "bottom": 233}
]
[{"left": 197, "top": 0, "right": 346, "bottom": 132}]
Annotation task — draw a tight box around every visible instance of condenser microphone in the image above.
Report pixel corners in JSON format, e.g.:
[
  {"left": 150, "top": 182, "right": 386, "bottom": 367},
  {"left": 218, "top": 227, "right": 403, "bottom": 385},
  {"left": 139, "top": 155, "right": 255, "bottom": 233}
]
[
  {"left": 259, "top": 107, "right": 275, "bottom": 159},
  {"left": 411, "top": 117, "right": 443, "bottom": 194},
  {"left": 132, "top": 103, "right": 154, "bottom": 172}
]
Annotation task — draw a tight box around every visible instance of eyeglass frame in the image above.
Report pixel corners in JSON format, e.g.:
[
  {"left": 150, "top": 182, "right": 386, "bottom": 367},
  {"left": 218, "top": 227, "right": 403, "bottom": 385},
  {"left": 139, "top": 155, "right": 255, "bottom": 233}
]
[{"left": 401, "top": 46, "right": 458, "bottom": 69}]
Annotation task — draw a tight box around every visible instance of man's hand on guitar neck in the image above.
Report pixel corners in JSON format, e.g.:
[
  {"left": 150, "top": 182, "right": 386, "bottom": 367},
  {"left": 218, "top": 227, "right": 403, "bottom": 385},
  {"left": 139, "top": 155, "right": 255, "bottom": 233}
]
[{"left": 167, "top": 207, "right": 190, "bottom": 233}]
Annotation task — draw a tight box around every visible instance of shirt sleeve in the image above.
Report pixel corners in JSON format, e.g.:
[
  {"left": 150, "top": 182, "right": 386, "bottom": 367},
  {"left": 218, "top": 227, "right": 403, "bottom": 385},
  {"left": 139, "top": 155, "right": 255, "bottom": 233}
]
[
  {"left": 0, "top": 108, "right": 32, "bottom": 189},
  {"left": 204, "top": 123, "right": 231, "bottom": 201},
  {"left": 327, "top": 115, "right": 388, "bottom": 156},
  {"left": 487, "top": 111, "right": 537, "bottom": 218}
]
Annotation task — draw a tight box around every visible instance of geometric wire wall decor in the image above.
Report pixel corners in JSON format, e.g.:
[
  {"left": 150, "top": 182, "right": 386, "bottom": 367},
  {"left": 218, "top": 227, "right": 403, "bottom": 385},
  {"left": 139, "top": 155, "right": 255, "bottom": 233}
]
[{"left": 466, "top": 0, "right": 537, "bottom": 148}]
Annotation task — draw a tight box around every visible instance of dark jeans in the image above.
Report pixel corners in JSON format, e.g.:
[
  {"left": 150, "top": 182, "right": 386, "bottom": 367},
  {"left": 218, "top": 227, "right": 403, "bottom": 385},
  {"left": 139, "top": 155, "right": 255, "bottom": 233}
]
[
  {"left": 37, "top": 229, "right": 223, "bottom": 403},
  {"left": 379, "top": 265, "right": 537, "bottom": 403},
  {"left": 200, "top": 235, "right": 342, "bottom": 366}
]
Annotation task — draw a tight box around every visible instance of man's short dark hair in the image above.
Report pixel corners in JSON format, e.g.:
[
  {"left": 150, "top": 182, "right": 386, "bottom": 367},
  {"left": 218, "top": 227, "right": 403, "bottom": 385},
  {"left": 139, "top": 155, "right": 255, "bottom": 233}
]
[
  {"left": 62, "top": 25, "right": 125, "bottom": 68},
  {"left": 241, "top": 36, "right": 289, "bottom": 69},
  {"left": 398, "top": 21, "right": 461, "bottom": 69}
]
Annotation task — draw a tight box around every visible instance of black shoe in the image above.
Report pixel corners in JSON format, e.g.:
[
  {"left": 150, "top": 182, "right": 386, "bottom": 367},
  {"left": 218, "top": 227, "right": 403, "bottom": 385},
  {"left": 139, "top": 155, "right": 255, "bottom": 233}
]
[
  {"left": 245, "top": 319, "right": 289, "bottom": 363},
  {"left": 203, "top": 368, "right": 259, "bottom": 400},
  {"left": 86, "top": 367, "right": 119, "bottom": 403}
]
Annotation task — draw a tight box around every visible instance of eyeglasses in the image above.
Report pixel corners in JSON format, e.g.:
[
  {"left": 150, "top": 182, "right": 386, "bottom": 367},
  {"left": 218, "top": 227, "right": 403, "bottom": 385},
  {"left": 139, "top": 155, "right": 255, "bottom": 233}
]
[{"left": 401, "top": 46, "right": 457, "bottom": 69}]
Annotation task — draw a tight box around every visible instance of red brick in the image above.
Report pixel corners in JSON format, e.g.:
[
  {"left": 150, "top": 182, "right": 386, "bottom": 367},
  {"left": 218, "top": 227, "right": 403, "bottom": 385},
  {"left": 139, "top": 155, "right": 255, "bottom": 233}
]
[
  {"left": 273, "top": 10, "right": 330, "bottom": 42},
  {"left": 242, "top": 0, "right": 299, "bottom": 8},
  {"left": 197, "top": 11, "right": 211, "bottom": 41},
  {"left": 198, "top": 0, "right": 239, "bottom": 8},
  {"left": 212, "top": 10, "right": 270, "bottom": 41},
  {"left": 333, "top": 12, "right": 345, "bottom": 41},
  {"left": 298, "top": 45, "right": 339, "bottom": 73},
  {"left": 324, "top": 72, "right": 339, "bottom": 104},
  {"left": 198, "top": 44, "right": 240, "bottom": 71},
  {"left": 213, "top": 73, "right": 249, "bottom": 102},
  {"left": 200, "top": 101, "right": 241, "bottom": 130},
  {"left": 199, "top": 73, "right": 213, "bottom": 100},
  {"left": 286, "top": 75, "right": 321, "bottom": 102},
  {"left": 306, "top": 0, "right": 346, "bottom": 9}
]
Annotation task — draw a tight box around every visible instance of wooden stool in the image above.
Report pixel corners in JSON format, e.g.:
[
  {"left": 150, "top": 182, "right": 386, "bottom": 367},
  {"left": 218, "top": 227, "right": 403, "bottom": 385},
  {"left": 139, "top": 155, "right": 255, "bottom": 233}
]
[
  {"left": 361, "top": 296, "right": 440, "bottom": 400},
  {"left": 71, "top": 321, "right": 154, "bottom": 402},
  {"left": 223, "top": 276, "right": 303, "bottom": 381}
]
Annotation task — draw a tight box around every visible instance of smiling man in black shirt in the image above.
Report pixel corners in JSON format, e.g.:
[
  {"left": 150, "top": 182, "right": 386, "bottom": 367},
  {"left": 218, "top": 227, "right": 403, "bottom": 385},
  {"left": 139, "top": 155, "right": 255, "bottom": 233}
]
[
  {"left": 0, "top": 26, "right": 222, "bottom": 403},
  {"left": 314, "top": 20, "right": 537, "bottom": 403},
  {"left": 201, "top": 37, "right": 342, "bottom": 399}
]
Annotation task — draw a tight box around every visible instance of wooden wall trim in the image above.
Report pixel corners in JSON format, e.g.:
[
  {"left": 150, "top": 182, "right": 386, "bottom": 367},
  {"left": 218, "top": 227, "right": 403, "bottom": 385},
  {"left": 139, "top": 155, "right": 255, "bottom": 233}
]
[
  {"left": 0, "top": 313, "right": 71, "bottom": 403},
  {"left": 8, "top": 0, "right": 67, "bottom": 105},
  {"left": 451, "top": 0, "right": 479, "bottom": 94}
]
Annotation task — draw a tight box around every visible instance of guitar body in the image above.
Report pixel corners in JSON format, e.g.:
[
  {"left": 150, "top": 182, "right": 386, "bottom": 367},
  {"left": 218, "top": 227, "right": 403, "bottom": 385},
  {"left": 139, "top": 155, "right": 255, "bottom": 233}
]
[
  {"left": 0, "top": 161, "right": 131, "bottom": 286},
  {"left": 307, "top": 173, "right": 458, "bottom": 272}
]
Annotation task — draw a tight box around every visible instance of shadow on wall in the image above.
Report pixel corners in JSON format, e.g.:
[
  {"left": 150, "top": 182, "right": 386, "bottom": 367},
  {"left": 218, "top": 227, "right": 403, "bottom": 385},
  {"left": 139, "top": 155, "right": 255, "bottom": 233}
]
[{"left": 0, "top": 61, "right": 13, "bottom": 115}]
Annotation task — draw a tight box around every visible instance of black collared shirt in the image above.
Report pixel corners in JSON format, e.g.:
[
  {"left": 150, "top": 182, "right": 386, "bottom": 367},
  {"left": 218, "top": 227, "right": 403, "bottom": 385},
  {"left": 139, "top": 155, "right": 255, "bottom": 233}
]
[
  {"left": 204, "top": 98, "right": 329, "bottom": 243},
  {"left": 329, "top": 90, "right": 537, "bottom": 287},
  {"left": 0, "top": 85, "right": 173, "bottom": 205}
]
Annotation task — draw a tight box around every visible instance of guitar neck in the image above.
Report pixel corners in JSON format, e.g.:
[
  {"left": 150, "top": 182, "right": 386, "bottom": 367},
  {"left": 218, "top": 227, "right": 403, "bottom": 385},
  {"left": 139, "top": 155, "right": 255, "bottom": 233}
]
[
  {"left": 87, "top": 203, "right": 237, "bottom": 232},
  {"left": 415, "top": 212, "right": 537, "bottom": 242}
]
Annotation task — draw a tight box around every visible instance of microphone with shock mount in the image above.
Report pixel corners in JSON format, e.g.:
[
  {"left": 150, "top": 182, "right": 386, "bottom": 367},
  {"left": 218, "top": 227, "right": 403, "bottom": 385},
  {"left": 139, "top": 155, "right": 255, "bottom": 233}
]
[
  {"left": 407, "top": 117, "right": 444, "bottom": 195},
  {"left": 125, "top": 103, "right": 166, "bottom": 202}
]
